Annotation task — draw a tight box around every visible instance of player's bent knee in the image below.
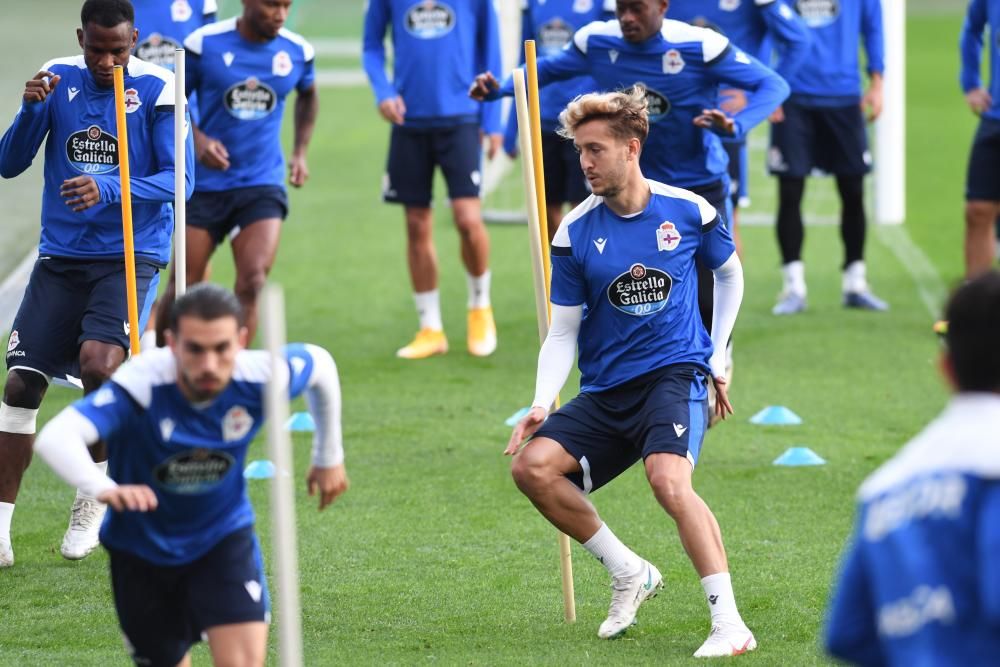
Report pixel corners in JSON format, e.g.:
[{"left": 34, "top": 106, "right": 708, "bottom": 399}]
[
  {"left": 2, "top": 369, "right": 48, "bottom": 412},
  {"left": 78, "top": 358, "right": 118, "bottom": 391},
  {"left": 510, "top": 451, "right": 551, "bottom": 493},
  {"left": 0, "top": 403, "right": 39, "bottom": 435},
  {"left": 234, "top": 270, "right": 268, "bottom": 302},
  {"left": 966, "top": 201, "right": 999, "bottom": 227},
  {"left": 647, "top": 471, "right": 693, "bottom": 515}
]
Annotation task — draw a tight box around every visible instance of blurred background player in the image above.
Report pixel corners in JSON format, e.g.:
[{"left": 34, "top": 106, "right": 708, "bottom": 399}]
[
  {"left": 960, "top": 0, "right": 1000, "bottom": 279},
  {"left": 0, "top": 0, "right": 192, "bottom": 567},
  {"left": 363, "top": 0, "right": 502, "bottom": 360},
  {"left": 667, "top": 0, "right": 810, "bottom": 257},
  {"left": 34, "top": 284, "right": 349, "bottom": 667},
  {"left": 768, "top": 0, "right": 887, "bottom": 315},
  {"left": 506, "top": 88, "right": 752, "bottom": 656},
  {"left": 502, "top": 0, "right": 614, "bottom": 239},
  {"left": 825, "top": 271, "right": 1000, "bottom": 665},
  {"left": 154, "top": 0, "right": 318, "bottom": 346}
]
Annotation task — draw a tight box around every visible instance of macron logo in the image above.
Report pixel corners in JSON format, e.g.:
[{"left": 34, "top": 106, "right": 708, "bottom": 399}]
[
  {"left": 609, "top": 49, "right": 619, "bottom": 64},
  {"left": 223, "top": 51, "right": 235, "bottom": 67},
  {"left": 160, "top": 418, "right": 175, "bottom": 442},
  {"left": 67, "top": 87, "right": 80, "bottom": 102},
  {"left": 245, "top": 580, "right": 263, "bottom": 603},
  {"left": 593, "top": 238, "right": 607, "bottom": 254},
  {"left": 673, "top": 423, "right": 687, "bottom": 438}
]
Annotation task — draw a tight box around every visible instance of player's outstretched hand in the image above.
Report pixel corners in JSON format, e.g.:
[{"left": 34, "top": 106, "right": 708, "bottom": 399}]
[
  {"left": 504, "top": 406, "right": 547, "bottom": 456},
  {"left": 693, "top": 108, "right": 735, "bottom": 135},
  {"left": 288, "top": 153, "right": 309, "bottom": 187},
  {"left": 712, "top": 375, "right": 734, "bottom": 421},
  {"left": 99, "top": 485, "right": 158, "bottom": 513},
  {"left": 378, "top": 96, "right": 406, "bottom": 125},
  {"left": 469, "top": 72, "right": 499, "bottom": 102},
  {"left": 966, "top": 88, "right": 993, "bottom": 116},
  {"left": 60, "top": 176, "right": 101, "bottom": 212},
  {"left": 24, "top": 71, "right": 60, "bottom": 104},
  {"left": 307, "top": 464, "right": 349, "bottom": 511}
]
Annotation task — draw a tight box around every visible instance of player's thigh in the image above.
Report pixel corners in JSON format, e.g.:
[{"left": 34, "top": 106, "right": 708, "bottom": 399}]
[
  {"left": 230, "top": 217, "right": 283, "bottom": 277},
  {"left": 385, "top": 125, "right": 436, "bottom": 207},
  {"left": 633, "top": 364, "right": 710, "bottom": 469},
  {"left": 966, "top": 117, "right": 1000, "bottom": 202},
  {"left": 188, "top": 527, "right": 271, "bottom": 634},
  {"left": 813, "top": 105, "right": 871, "bottom": 176},
  {"left": 187, "top": 189, "right": 238, "bottom": 248},
  {"left": 433, "top": 123, "right": 483, "bottom": 201},
  {"left": 81, "top": 260, "right": 159, "bottom": 350},
  {"left": 768, "top": 100, "right": 816, "bottom": 178},
  {"left": 204, "top": 622, "right": 267, "bottom": 667}
]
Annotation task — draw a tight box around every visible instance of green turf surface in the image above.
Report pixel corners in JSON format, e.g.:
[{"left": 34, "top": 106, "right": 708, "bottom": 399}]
[{"left": 0, "top": 7, "right": 984, "bottom": 667}]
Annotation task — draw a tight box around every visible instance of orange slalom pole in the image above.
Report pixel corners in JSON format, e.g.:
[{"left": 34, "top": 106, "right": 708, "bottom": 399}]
[
  {"left": 524, "top": 40, "right": 553, "bottom": 300},
  {"left": 113, "top": 65, "right": 141, "bottom": 355}
]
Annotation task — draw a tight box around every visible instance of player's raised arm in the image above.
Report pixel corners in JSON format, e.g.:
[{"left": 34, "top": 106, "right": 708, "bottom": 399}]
[
  {"left": 759, "top": 0, "right": 812, "bottom": 81},
  {"left": 700, "top": 41, "right": 790, "bottom": 140},
  {"left": 0, "top": 70, "right": 58, "bottom": 179}
]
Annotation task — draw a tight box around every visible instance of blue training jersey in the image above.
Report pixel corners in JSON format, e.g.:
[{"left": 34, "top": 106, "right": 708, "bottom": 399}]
[
  {"left": 363, "top": 0, "right": 503, "bottom": 132},
  {"left": 0, "top": 56, "right": 194, "bottom": 264},
  {"left": 960, "top": 0, "right": 1000, "bottom": 121},
  {"left": 825, "top": 395, "right": 1000, "bottom": 666},
  {"left": 184, "top": 18, "right": 315, "bottom": 192},
  {"left": 71, "top": 344, "right": 321, "bottom": 566},
  {"left": 498, "top": 19, "right": 789, "bottom": 188},
  {"left": 784, "top": 0, "right": 884, "bottom": 104},
  {"left": 551, "top": 179, "right": 735, "bottom": 392},
  {"left": 133, "top": 0, "right": 218, "bottom": 69}
]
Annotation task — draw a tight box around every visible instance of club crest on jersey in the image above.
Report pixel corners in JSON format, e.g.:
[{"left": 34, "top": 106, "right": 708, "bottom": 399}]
[
  {"left": 539, "top": 18, "right": 573, "bottom": 53},
  {"left": 171, "top": 0, "right": 193, "bottom": 22},
  {"left": 65, "top": 125, "right": 118, "bottom": 174},
  {"left": 136, "top": 33, "right": 182, "bottom": 67},
  {"left": 657, "top": 221, "right": 682, "bottom": 251},
  {"left": 663, "top": 49, "right": 685, "bottom": 75},
  {"left": 223, "top": 405, "right": 254, "bottom": 441},
  {"left": 273, "top": 50, "right": 293, "bottom": 77},
  {"left": 795, "top": 0, "right": 840, "bottom": 28},
  {"left": 719, "top": 0, "right": 740, "bottom": 10},
  {"left": 607, "top": 263, "right": 672, "bottom": 316},
  {"left": 225, "top": 77, "right": 277, "bottom": 120},
  {"left": 404, "top": 0, "right": 456, "bottom": 39},
  {"left": 124, "top": 88, "right": 142, "bottom": 114},
  {"left": 573, "top": 0, "right": 593, "bottom": 12},
  {"left": 153, "top": 448, "right": 236, "bottom": 494},
  {"left": 644, "top": 88, "right": 672, "bottom": 122}
]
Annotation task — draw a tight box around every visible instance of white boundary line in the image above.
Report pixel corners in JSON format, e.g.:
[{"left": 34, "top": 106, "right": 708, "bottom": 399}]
[
  {"left": 876, "top": 224, "right": 949, "bottom": 318},
  {"left": 0, "top": 250, "right": 36, "bottom": 335}
]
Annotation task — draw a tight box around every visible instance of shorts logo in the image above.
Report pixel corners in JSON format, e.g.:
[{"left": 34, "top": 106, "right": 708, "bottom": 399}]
[
  {"left": 223, "top": 405, "right": 254, "bottom": 442},
  {"left": 272, "top": 50, "right": 293, "bottom": 77},
  {"left": 656, "top": 221, "right": 682, "bottom": 251},
  {"left": 404, "top": 0, "right": 456, "bottom": 39},
  {"left": 768, "top": 146, "right": 788, "bottom": 172},
  {"left": 644, "top": 88, "right": 672, "bottom": 122},
  {"left": 66, "top": 125, "right": 119, "bottom": 174},
  {"left": 795, "top": 0, "right": 840, "bottom": 28},
  {"left": 719, "top": 0, "right": 740, "bottom": 10},
  {"left": 136, "top": 33, "right": 182, "bottom": 67},
  {"left": 124, "top": 88, "right": 142, "bottom": 114},
  {"left": 225, "top": 77, "right": 277, "bottom": 120},
  {"left": 471, "top": 170, "right": 481, "bottom": 187},
  {"left": 153, "top": 448, "right": 235, "bottom": 494},
  {"left": 245, "top": 580, "right": 263, "bottom": 603},
  {"left": 663, "top": 49, "right": 685, "bottom": 75},
  {"left": 539, "top": 18, "right": 573, "bottom": 54},
  {"left": 171, "top": 0, "right": 193, "bottom": 22},
  {"left": 607, "top": 263, "right": 672, "bottom": 316},
  {"left": 7, "top": 330, "right": 19, "bottom": 352}
]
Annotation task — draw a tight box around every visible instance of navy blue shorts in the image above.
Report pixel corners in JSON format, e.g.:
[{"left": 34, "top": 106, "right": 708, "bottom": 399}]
[
  {"left": 966, "top": 117, "right": 1000, "bottom": 201},
  {"left": 542, "top": 130, "right": 590, "bottom": 205},
  {"left": 768, "top": 100, "right": 872, "bottom": 177},
  {"left": 187, "top": 185, "right": 289, "bottom": 245},
  {"left": 108, "top": 526, "right": 270, "bottom": 667},
  {"left": 6, "top": 257, "right": 159, "bottom": 381},
  {"left": 533, "top": 364, "right": 710, "bottom": 493},
  {"left": 384, "top": 123, "right": 482, "bottom": 206}
]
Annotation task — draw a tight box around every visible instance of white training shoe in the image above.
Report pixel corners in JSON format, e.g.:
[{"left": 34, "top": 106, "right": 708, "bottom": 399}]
[
  {"left": 60, "top": 495, "right": 106, "bottom": 560},
  {"left": 0, "top": 538, "right": 13, "bottom": 568},
  {"left": 597, "top": 560, "right": 663, "bottom": 639},
  {"left": 693, "top": 622, "right": 757, "bottom": 658}
]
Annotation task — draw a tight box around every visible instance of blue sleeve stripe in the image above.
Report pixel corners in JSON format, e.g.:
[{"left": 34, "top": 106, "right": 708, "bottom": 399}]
[
  {"left": 705, "top": 43, "right": 732, "bottom": 67},
  {"left": 551, "top": 245, "right": 572, "bottom": 256}
]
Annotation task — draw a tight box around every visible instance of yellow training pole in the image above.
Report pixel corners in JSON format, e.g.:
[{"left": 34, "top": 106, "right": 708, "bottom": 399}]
[
  {"left": 113, "top": 65, "right": 141, "bottom": 355},
  {"left": 515, "top": 62, "right": 576, "bottom": 624},
  {"left": 524, "top": 41, "right": 553, "bottom": 293}
]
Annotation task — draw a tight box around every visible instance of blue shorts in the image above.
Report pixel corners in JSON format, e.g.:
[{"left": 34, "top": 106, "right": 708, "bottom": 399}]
[
  {"left": 6, "top": 257, "right": 159, "bottom": 382},
  {"left": 542, "top": 130, "right": 590, "bottom": 205},
  {"left": 966, "top": 117, "right": 1000, "bottom": 201},
  {"left": 383, "top": 123, "right": 482, "bottom": 206},
  {"left": 768, "top": 100, "right": 872, "bottom": 177},
  {"left": 187, "top": 185, "right": 289, "bottom": 245},
  {"left": 533, "top": 364, "right": 710, "bottom": 493},
  {"left": 108, "top": 526, "right": 270, "bottom": 667}
]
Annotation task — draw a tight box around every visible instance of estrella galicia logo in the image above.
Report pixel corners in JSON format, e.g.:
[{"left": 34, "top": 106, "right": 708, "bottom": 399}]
[
  {"left": 404, "top": 0, "right": 456, "bottom": 39},
  {"left": 645, "top": 88, "right": 671, "bottom": 123},
  {"left": 795, "top": 0, "right": 840, "bottom": 28},
  {"left": 65, "top": 125, "right": 119, "bottom": 174},
  {"left": 607, "top": 263, "right": 672, "bottom": 316},
  {"left": 135, "top": 32, "right": 182, "bottom": 68},
  {"left": 539, "top": 18, "right": 573, "bottom": 54},
  {"left": 225, "top": 77, "right": 277, "bottom": 120},
  {"left": 153, "top": 448, "right": 235, "bottom": 494}
]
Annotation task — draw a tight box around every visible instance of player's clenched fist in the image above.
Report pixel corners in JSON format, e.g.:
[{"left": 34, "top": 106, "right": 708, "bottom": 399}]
[{"left": 24, "top": 71, "right": 61, "bottom": 104}]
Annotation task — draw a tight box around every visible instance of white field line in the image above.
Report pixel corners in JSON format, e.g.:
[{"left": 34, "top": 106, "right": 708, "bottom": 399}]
[
  {"left": 311, "top": 38, "right": 362, "bottom": 58},
  {"left": 0, "top": 250, "right": 36, "bottom": 335},
  {"left": 876, "top": 224, "right": 949, "bottom": 318}
]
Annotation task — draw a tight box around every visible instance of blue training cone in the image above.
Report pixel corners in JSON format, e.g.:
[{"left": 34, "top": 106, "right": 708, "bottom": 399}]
[
  {"left": 505, "top": 406, "right": 531, "bottom": 427},
  {"left": 773, "top": 447, "right": 826, "bottom": 466},
  {"left": 244, "top": 460, "right": 276, "bottom": 479},
  {"left": 285, "top": 411, "right": 315, "bottom": 432},
  {"left": 750, "top": 405, "right": 803, "bottom": 426}
]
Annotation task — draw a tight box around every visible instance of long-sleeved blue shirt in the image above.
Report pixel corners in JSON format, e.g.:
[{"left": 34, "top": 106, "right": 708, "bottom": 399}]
[
  {"left": 960, "top": 0, "right": 1000, "bottom": 121},
  {"left": 785, "top": 0, "right": 884, "bottom": 104},
  {"left": 0, "top": 56, "right": 194, "bottom": 264},
  {"left": 363, "top": 0, "right": 502, "bottom": 132},
  {"left": 494, "top": 19, "right": 789, "bottom": 188}
]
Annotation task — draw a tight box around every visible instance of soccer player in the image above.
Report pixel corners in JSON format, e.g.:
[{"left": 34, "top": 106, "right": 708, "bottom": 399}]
[
  {"left": 502, "top": 0, "right": 615, "bottom": 238},
  {"left": 33, "top": 283, "right": 348, "bottom": 667},
  {"left": 825, "top": 271, "right": 1000, "bottom": 664},
  {"left": 132, "top": 0, "right": 217, "bottom": 69},
  {"left": 0, "top": 0, "right": 193, "bottom": 567},
  {"left": 363, "top": 0, "right": 503, "bottom": 360},
  {"left": 154, "top": 0, "right": 318, "bottom": 344},
  {"left": 960, "top": 0, "right": 1000, "bottom": 279},
  {"left": 506, "top": 88, "right": 754, "bottom": 656},
  {"left": 768, "top": 0, "right": 887, "bottom": 315}
]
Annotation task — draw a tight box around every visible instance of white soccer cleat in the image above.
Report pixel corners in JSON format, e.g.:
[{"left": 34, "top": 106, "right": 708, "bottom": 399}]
[
  {"left": 60, "top": 495, "right": 107, "bottom": 560},
  {"left": 0, "top": 538, "right": 13, "bottom": 568},
  {"left": 693, "top": 622, "right": 757, "bottom": 658},
  {"left": 597, "top": 560, "right": 663, "bottom": 639},
  {"left": 772, "top": 290, "right": 806, "bottom": 316}
]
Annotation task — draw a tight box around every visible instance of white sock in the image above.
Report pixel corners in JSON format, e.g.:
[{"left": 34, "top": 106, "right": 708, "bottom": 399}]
[
  {"left": 781, "top": 261, "right": 806, "bottom": 296},
  {"left": 413, "top": 290, "right": 443, "bottom": 331},
  {"left": 701, "top": 572, "right": 744, "bottom": 627},
  {"left": 466, "top": 270, "right": 491, "bottom": 309},
  {"left": 843, "top": 260, "right": 868, "bottom": 293},
  {"left": 0, "top": 502, "right": 13, "bottom": 542},
  {"left": 582, "top": 523, "right": 643, "bottom": 579},
  {"left": 139, "top": 329, "right": 158, "bottom": 351}
]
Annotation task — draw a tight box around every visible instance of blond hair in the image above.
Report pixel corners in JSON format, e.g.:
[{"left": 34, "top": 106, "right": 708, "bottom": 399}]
[{"left": 557, "top": 85, "right": 650, "bottom": 146}]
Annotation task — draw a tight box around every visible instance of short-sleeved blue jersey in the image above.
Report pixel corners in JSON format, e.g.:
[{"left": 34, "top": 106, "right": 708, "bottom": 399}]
[
  {"left": 71, "top": 344, "right": 319, "bottom": 566},
  {"left": 0, "top": 56, "right": 194, "bottom": 264},
  {"left": 133, "top": 0, "right": 218, "bottom": 69},
  {"left": 184, "top": 19, "right": 315, "bottom": 191},
  {"left": 550, "top": 179, "right": 735, "bottom": 392},
  {"left": 960, "top": 0, "right": 1000, "bottom": 121}
]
